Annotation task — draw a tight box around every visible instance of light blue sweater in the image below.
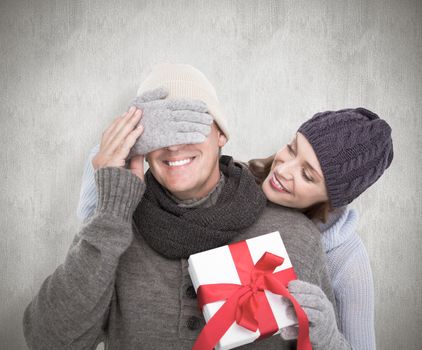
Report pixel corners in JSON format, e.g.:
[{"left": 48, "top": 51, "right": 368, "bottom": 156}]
[
  {"left": 77, "top": 144, "right": 375, "bottom": 349},
  {"left": 76, "top": 144, "right": 100, "bottom": 223},
  {"left": 316, "top": 207, "right": 376, "bottom": 350}
]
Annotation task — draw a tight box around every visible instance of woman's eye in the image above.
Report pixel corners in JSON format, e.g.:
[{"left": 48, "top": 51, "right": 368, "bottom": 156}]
[
  {"left": 302, "top": 169, "right": 313, "bottom": 182},
  {"left": 287, "top": 145, "right": 295, "bottom": 155}
]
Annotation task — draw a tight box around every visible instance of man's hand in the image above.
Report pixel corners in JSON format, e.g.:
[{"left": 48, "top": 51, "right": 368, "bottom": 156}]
[
  {"left": 281, "top": 280, "right": 350, "bottom": 350},
  {"left": 128, "top": 154, "right": 145, "bottom": 181}
]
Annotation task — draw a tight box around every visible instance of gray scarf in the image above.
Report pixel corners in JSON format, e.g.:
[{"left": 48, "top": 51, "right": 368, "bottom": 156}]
[{"left": 133, "top": 156, "right": 267, "bottom": 259}]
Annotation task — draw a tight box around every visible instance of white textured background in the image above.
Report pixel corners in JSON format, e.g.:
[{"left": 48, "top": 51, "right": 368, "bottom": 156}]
[{"left": 1, "top": 1, "right": 421, "bottom": 349}]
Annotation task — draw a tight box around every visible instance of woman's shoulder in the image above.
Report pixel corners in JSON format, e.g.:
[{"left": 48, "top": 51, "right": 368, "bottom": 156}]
[
  {"left": 320, "top": 206, "right": 362, "bottom": 250},
  {"left": 325, "top": 209, "right": 373, "bottom": 287}
]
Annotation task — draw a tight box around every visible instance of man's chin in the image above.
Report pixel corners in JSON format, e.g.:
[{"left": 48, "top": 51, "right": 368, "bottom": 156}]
[
  {"left": 159, "top": 175, "right": 194, "bottom": 193},
  {"left": 166, "top": 184, "right": 197, "bottom": 200}
]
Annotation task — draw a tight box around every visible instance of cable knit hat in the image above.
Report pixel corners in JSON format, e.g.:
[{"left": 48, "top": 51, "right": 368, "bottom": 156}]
[
  {"left": 297, "top": 108, "right": 394, "bottom": 208},
  {"left": 137, "top": 63, "right": 230, "bottom": 140}
]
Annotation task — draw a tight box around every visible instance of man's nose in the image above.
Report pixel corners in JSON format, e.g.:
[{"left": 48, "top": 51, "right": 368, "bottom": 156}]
[{"left": 165, "top": 144, "right": 185, "bottom": 152}]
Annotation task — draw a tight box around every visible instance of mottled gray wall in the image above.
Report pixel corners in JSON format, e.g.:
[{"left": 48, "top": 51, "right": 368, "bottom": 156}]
[{"left": 1, "top": 0, "right": 421, "bottom": 349}]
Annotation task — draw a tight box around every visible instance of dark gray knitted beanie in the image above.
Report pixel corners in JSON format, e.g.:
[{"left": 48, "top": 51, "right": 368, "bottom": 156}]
[{"left": 297, "top": 107, "right": 393, "bottom": 208}]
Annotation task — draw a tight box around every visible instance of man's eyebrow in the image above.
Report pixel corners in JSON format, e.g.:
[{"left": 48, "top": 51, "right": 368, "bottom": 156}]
[{"left": 295, "top": 135, "right": 323, "bottom": 180}]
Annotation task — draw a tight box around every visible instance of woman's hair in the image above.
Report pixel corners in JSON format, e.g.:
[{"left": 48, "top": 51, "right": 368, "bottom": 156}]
[{"left": 247, "top": 155, "right": 332, "bottom": 224}]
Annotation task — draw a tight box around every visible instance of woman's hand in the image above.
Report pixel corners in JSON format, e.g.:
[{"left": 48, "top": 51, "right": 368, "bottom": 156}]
[
  {"left": 92, "top": 106, "right": 145, "bottom": 181},
  {"left": 282, "top": 280, "right": 351, "bottom": 350}
]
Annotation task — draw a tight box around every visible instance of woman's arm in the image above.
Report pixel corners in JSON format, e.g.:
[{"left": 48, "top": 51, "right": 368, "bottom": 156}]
[
  {"left": 280, "top": 234, "right": 352, "bottom": 350},
  {"left": 335, "top": 243, "right": 376, "bottom": 349},
  {"left": 76, "top": 143, "right": 100, "bottom": 223}
]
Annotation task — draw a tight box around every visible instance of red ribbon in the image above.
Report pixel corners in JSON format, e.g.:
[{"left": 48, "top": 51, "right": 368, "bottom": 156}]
[{"left": 192, "top": 240, "right": 312, "bottom": 350}]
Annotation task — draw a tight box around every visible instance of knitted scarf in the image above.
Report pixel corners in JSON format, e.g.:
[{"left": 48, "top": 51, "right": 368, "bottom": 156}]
[{"left": 133, "top": 155, "right": 267, "bottom": 259}]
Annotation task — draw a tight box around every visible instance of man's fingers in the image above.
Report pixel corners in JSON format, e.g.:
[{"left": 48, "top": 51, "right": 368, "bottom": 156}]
[
  {"left": 115, "top": 123, "right": 144, "bottom": 161},
  {"left": 107, "top": 109, "right": 142, "bottom": 156},
  {"left": 100, "top": 107, "right": 135, "bottom": 151},
  {"left": 110, "top": 107, "right": 141, "bottom": 142},
  {"left": 103, "top": 115, "right": 123, "bottom": 136}
]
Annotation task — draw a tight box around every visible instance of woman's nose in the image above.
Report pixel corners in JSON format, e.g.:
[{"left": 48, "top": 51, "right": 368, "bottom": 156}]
[{"left": 275, "top": 160, "right": 295, "bottom": 180}]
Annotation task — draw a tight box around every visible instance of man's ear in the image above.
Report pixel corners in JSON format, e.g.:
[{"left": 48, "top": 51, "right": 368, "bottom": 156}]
[{"left": 217, "top": 131, "right": 228, "bottom": 148}]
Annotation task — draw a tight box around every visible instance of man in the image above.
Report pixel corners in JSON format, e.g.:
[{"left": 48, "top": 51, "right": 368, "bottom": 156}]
[{"left": 23, "top": 64, "right": 350, "bottom": 349}]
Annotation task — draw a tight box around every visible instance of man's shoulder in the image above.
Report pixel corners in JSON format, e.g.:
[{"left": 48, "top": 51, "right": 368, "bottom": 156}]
[
  {"left": 241, "top": 201, "right": 321, "bottom": 242},
  {"left": 235, "top": 201, "right": 325, "bottom": 278}
]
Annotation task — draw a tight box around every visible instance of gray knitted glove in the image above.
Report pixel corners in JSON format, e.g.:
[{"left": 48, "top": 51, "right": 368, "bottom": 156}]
[
  {"left": 126, "top": 87, "right": 213, "bottom": 159},
  {"left": 281, "top": 280, "right": 352, "bottom": 350}
]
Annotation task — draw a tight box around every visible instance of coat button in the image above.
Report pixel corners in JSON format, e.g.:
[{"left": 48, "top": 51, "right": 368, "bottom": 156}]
[
  {"left": 186, "top": 316, "right": 202, "bottom": 330},
  {"left": 186, "top": 285, "right": 197, "bottom": 299}
]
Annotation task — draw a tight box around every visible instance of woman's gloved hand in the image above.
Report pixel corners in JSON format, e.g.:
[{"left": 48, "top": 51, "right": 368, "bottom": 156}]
[
  {"left": 281, "top": 280, "right": 351, "bottom": 350},
  {"left": 126, "top": 87, "right": 213, "bottom": 159}
]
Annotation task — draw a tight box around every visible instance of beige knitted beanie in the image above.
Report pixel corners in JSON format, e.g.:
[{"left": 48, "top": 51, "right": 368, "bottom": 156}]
[{"left": 137, "top": 63, "right": 230, "bottom": 140}]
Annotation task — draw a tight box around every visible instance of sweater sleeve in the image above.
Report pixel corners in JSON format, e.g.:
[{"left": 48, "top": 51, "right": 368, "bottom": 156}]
[
  {"left": 335, "top": 242, "right": 376, "bottom": 350},
  {"left": 307, "top": 239, "right": 352, "bottom": 350},
  {"left": 23, "top": 166, "right": 146, "bottom": 350},
  {"left": 76, "top": 143, "right": 100, "bottom": 223}
]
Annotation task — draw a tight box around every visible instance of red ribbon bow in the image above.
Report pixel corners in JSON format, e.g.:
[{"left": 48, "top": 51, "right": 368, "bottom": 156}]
[{"left": 192, "top": 240, "right": 312, "bottom": 350}]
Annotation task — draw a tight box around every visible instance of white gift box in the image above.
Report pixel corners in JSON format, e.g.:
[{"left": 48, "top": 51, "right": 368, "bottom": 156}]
[{"left": 188, "top": 231, "right": 298, "bottom": 350}]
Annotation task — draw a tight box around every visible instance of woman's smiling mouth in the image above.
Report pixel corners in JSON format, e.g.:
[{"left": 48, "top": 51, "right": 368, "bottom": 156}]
[{"left": 269, "top": 173, "right": 291, "bottom": 194}]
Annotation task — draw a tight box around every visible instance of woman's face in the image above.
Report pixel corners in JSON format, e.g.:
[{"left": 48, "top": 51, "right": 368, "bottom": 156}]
[{"left": 262, "top": 132, "right": 329, "bottom": 209}]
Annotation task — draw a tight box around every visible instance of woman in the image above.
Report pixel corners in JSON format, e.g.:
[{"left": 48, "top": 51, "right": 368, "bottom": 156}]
[
  {"left": 77, "top": 106, "right": 393, "bottom": 350},
  {"left": 248, "top": 107, "right": 393, "bottom": 349}
]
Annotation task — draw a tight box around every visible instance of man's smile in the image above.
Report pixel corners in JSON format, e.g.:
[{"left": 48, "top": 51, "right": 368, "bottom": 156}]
[{"left": 163, "top": 156, "right": 196, "bottom": 168}]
